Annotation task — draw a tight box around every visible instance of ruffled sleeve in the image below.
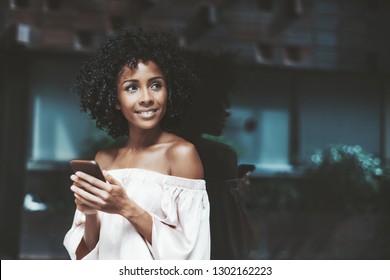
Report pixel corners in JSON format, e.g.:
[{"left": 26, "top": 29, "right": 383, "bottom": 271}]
[
  {"left": 63, "top": 210, "right": 100, "bottom": 260},
  {"left": 146, "top": 176, "right": 210, "bottom": 260}
]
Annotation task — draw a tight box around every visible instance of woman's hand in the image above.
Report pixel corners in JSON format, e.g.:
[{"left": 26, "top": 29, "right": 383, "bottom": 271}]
[
  {"left": 70, "top": 170, "right": 134, "bottom": 217},
  {"left": 70, "top": 170, "right": 152, "bottom": 243}
]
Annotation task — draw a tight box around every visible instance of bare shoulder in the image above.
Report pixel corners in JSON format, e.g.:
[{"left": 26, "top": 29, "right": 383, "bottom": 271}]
[
  {"left": 166, "top": 138, "right": 204, "bottom": 180},
  {"left": 167, "top": 139, "right": 197, "bottom": 157}
]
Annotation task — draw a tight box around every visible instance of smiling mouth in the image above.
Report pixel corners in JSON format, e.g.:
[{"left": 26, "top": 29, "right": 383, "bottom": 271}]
[{"left": 135, "top": 108, "right": 159, "bottom": 117}]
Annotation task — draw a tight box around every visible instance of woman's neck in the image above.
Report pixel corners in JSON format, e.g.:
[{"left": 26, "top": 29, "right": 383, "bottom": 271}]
[{"left": 126, "top": 126, "right": 164, "bottom": 150}]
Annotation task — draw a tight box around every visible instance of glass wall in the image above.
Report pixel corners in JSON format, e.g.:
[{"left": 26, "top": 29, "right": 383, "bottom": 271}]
[
  {"left": 28, "top": 55, "right": 107, "bottom": 168},
  {"left": 221, "top": 69, "right": 384, "bottom": 174}
]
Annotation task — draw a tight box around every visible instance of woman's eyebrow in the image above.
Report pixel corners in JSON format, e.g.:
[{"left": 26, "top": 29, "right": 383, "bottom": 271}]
[
  {"left": 121, "top": 76, "right": 165, "bottom": 85},
  {"left": 148, "top": 76, "right": 165, "bottom": 82},
  {"left": 121, "top": 79, "right": 138, "bottom": 85}
]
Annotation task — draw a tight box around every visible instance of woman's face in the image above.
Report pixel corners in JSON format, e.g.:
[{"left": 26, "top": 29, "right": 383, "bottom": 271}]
[{"left": 116, "top": 60, "right": 167, "bottom": 131}]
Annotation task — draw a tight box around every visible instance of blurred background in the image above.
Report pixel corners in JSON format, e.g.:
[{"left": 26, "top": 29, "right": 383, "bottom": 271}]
[{"left": 0, "top": 0, "right": 389, "bottom": 259}]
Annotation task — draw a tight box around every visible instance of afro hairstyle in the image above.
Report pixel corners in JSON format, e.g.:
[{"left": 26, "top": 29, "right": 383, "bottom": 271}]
[{"left": 74, "top": 27, "right": 197, "bottom": 138}]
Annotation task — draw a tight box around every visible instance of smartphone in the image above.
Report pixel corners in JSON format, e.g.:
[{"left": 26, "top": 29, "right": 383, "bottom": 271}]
[{"left": 70, "top": 159, "right": 105, "bottom": 182}]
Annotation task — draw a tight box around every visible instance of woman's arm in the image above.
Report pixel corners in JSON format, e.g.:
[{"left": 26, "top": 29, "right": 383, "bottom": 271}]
[
  {"left": 71, "top": 176, "right": 102, "bottom": 259},
  {"left": 73, "top": 213, "right": 100, "bottom": 259}
]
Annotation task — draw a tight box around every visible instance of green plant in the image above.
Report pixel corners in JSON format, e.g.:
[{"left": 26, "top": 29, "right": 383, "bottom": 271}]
[{"left": 300, "top": 144, "right": 387, "bottom": 213}]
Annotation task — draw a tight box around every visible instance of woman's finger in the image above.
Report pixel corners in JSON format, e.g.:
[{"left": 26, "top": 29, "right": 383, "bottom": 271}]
[
  {"left": 71, "top": 185, "right": 106, "bottom": 207},
  {"left": 71, "top": 174, "right": 109, "bottom": 198},
  {"left": 75, "top": 193, "right": 97, "bottom": 208},
  {"left": 73, "top": 171, "right": 108, "bottom": 191},
  {"left": 74, "top": 194, "right": 98, "bottom": 214}
]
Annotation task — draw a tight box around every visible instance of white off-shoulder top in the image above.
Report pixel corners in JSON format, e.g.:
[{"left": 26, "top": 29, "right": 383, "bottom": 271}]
[{"left": 63, "top": 168, "right": 210, "bottom": 260}]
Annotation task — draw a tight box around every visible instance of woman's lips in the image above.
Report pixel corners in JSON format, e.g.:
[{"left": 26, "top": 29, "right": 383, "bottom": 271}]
[{"left": 135, "top": 108, "right": 159, "bottom": 119}]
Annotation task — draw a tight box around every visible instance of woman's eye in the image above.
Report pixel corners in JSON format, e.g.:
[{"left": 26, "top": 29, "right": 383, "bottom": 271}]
[
  {"left": 126, "top": 85, "right": 138, "bottom": 91},
  {"left": 151, "top": 83, "right": 162, "bottom": 90}
]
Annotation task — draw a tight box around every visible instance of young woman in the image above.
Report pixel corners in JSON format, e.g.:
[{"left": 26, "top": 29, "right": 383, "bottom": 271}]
[{"left": 63, "top": 28, "right": 210, "bottom": 260}]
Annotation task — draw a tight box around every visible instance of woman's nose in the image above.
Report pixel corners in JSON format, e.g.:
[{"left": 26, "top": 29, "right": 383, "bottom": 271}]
[{"left": 139, "top": 89, "right": 154, "bottom": 105}]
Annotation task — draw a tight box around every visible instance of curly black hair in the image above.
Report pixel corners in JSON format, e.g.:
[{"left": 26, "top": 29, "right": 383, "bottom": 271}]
[{"left": 74, "top": 27, "right": 197, "bottom": 138}]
